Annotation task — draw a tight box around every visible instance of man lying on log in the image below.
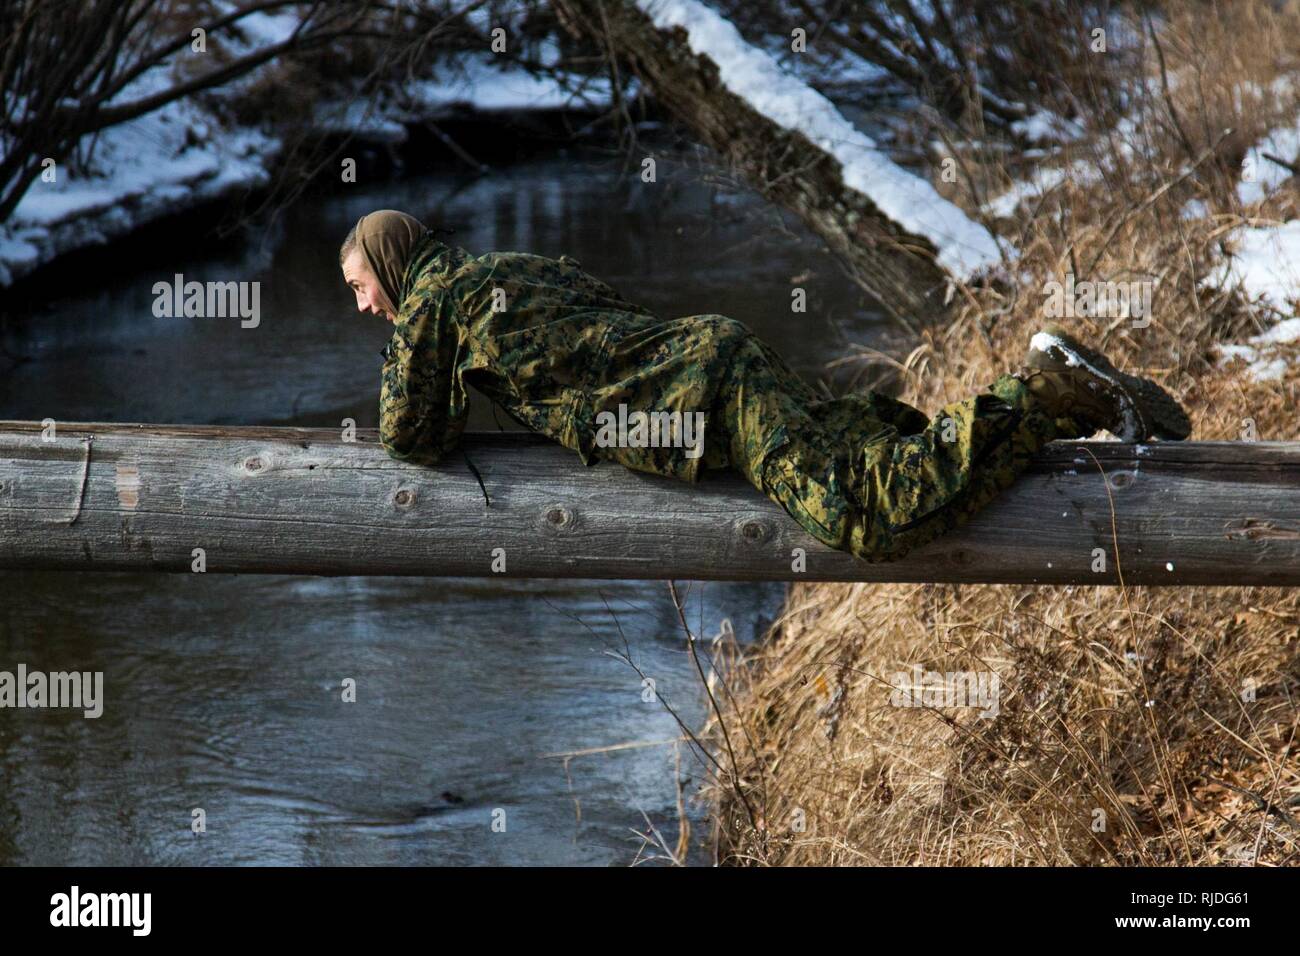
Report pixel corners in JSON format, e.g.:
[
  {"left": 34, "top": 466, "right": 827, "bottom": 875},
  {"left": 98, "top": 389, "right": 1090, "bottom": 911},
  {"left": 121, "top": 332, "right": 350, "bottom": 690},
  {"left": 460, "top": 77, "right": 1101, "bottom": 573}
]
[{"left": 340, "top": 209, "right": 1191, "bottom": 563}]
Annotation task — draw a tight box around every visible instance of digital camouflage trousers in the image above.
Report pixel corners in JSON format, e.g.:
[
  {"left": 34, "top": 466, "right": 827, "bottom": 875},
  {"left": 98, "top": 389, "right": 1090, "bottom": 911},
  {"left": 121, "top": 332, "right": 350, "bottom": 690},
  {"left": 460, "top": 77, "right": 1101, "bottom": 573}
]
[{"left": 698, "top": 333, "right": 1084, "bottom": 563}]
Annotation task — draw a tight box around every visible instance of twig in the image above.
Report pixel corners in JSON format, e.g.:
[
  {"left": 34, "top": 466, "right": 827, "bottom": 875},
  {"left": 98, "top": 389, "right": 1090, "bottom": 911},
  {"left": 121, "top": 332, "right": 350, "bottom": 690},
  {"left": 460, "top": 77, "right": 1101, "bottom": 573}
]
[
  {"left": 541, "top": 735, "right": 689, "bottom": 759},
  {"left": 1262, "top": 152, "right": 1300, "bottom": 177},
  {"left": 1208, "top": 777, "right": 1300, "bottom": 834},
  {"left": 667, "top": 581, "right": 761, "bottom": 837}
]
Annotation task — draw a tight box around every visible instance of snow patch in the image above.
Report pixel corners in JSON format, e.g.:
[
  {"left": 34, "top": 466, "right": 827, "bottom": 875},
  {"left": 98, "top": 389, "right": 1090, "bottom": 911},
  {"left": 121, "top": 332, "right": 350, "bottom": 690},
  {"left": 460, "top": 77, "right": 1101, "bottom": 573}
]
[
  {"left": 1212, "top": 219, "right": 1300, "bottom": 309},
  {"left": 1011, "top": 109, "right": 1086, "bottom": 145},
  {"left": 1212, "top": 219, "right": 1300, "bottom": 379},
  {"left": 403, "top": 56, "right": 621, "bottom": 114},
  {"left": 983, "top": 110, "right": 1148, "bottom": 219},
  {"left": 1238, "top": 75, "right": 1300, "bottom": 207}
]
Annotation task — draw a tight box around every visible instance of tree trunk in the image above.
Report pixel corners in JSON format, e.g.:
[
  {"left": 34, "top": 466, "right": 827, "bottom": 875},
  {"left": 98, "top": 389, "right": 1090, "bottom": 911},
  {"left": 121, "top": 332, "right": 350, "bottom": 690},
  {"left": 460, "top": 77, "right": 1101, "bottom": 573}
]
[{"left": 552, "top": 0, "right": 957, "bottom": 328}]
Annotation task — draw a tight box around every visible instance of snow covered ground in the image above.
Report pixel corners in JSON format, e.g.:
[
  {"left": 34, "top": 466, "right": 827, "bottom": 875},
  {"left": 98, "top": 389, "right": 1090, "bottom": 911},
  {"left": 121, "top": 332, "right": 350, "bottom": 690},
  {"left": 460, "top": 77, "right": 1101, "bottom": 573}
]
[
  {"left": 403, "top": 54, "right": 620, "bottom": 115},
  {"left": 1213, "top": 220, "right": 1300, "bottom": 380},
  {"left": 0, "top": 68, "right": 276, "bottom": 287},
  {"left": 1211, "top": 75, "right": 1300, "bottom": 380},
  {"left": 313, "top": 51, "right": 623, "bottom": 143}
]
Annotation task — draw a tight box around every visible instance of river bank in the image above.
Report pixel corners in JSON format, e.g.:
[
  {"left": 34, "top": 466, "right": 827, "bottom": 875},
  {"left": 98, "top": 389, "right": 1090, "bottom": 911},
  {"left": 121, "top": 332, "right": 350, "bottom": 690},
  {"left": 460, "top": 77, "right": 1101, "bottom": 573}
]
[{"left": 707, "top": 2, "right": 1300, "bottom": 866}]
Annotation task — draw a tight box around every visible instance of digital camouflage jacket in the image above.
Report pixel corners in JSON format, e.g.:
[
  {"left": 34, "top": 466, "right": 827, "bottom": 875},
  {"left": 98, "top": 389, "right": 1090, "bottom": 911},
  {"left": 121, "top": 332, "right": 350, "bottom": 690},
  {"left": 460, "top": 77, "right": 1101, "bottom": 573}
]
[{"left": 378, "top": 230, "right": 784, "bottom": 483}]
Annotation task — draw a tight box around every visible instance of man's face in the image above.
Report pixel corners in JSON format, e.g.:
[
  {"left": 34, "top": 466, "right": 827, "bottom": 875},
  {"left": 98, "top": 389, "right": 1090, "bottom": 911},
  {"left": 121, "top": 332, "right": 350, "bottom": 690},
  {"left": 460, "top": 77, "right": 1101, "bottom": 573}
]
[{"left": 342, "top": 248, "right": 395, "bottom": 324}]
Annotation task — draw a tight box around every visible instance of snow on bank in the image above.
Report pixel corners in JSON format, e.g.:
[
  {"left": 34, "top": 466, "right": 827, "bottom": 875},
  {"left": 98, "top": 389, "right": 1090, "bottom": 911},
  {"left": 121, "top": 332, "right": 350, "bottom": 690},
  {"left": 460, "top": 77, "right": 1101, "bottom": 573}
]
[
  {"left": 1236, "top": 75, "right": 1300, "bottom": 207},
  {"left": 1212, "top": 220, "right": 1300, "bottom": 380},
  {"left": 1009, "top": 108, "right": 1087, "bottom": 146},
  {"left": 0, "top": 3, "right": 313, "bottom": 286},
  {"left": 314, "top": 54, "right": 622, "bottom": 142},
  {"left": 634, "top": 0, "right": 1003, "bottom": 276},
  {"left": 406, "top": 55, "right": 620, "bottom": 114},
  {"left": 1210, "top": 78, "right": 1300, "bottom": 381},
  {"left": 0, "top": 67, "right": 276, "bottom": 288},
  {"left": 983, "top": 111, "right": 1142, "bottom": 219},
  {"left": 0, "top": 51, "right": 616, "bottom": 288}
]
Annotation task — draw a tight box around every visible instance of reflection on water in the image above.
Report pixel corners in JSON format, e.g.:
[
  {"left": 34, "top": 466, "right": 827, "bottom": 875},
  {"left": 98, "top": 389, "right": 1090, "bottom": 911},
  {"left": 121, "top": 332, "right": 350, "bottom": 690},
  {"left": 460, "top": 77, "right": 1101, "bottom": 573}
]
[{"left": 0, "top": 149, "right": 884, "bottom": 865}]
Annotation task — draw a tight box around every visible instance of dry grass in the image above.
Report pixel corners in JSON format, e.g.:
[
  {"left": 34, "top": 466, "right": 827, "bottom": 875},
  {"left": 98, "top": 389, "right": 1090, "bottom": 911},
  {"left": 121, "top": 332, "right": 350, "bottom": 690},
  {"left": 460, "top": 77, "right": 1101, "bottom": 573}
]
[{"left": 704, "top": 1, "right": 1300, "bottom": 866}]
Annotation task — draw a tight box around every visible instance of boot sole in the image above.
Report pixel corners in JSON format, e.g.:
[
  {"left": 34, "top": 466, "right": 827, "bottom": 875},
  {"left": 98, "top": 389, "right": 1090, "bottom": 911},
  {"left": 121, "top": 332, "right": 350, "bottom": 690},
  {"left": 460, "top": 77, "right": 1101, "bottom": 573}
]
[{"left": 1030, "top": 326, "right": 1191, "bottom": 441}]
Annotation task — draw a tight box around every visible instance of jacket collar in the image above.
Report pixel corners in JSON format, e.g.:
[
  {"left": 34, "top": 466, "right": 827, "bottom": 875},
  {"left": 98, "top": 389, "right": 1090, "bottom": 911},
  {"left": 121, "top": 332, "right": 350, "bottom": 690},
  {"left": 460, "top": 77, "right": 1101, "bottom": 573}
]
[
  {"left": 399, "top": 230, "right": 470, "bottom": 298},
  {"left": 379, "top": 232, "right": 471, "bottom": 360}
]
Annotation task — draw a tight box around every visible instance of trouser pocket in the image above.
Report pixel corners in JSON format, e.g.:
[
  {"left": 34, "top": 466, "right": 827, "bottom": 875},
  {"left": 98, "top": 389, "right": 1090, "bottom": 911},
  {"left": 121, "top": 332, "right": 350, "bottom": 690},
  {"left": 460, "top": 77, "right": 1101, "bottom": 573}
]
[{"left": 760, "top": 452, "right": 852, "bottom": 549}]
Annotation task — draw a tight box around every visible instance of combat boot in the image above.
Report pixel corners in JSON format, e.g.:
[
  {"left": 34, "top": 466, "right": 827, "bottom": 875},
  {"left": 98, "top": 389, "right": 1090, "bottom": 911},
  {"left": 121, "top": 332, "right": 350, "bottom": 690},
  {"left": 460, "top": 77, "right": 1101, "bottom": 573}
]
[{"left": 1015, "top": 325, "right": 1191, "bottom": 441}]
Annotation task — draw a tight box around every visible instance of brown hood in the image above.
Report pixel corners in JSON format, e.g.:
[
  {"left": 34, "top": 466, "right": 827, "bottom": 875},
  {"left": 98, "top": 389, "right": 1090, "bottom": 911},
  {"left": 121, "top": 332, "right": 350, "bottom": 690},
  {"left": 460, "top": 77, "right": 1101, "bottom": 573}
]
[{"left": 354, "top": 209, "right": 428, "bottom": 316}]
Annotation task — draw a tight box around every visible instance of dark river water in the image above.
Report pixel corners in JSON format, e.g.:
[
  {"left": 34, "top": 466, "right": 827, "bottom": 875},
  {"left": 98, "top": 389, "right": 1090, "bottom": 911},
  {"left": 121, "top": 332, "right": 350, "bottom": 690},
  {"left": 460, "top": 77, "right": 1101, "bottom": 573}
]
[{"left": 0, "top": 149, "right": 885, "bottom": 865}]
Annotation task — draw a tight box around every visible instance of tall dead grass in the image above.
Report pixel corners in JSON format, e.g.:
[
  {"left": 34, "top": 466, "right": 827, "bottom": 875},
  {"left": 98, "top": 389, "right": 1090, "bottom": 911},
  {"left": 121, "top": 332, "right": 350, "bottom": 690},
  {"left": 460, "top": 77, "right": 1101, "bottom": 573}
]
[{"left": 704, "top": 0, "right": 1300, "bottom": 866}]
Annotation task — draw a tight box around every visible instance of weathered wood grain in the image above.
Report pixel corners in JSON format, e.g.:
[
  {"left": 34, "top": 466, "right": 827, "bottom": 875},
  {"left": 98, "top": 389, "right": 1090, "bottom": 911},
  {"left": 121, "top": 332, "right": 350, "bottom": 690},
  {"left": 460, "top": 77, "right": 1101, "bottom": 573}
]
[{"left": 1, "top": 421, "right": 1297, "bottom": 585}]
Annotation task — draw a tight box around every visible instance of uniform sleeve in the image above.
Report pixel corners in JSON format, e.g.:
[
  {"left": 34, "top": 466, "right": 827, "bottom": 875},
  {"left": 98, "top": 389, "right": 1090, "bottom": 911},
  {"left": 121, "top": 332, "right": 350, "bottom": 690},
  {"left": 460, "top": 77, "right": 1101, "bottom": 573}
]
[{"left": 379, "top": 287, "right": 469, "bottom": 466}]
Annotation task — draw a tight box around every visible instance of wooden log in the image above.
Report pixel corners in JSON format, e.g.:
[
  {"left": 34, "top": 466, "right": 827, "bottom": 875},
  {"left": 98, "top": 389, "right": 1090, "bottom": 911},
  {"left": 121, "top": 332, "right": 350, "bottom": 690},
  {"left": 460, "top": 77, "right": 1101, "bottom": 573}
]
[{"left": 0, "top": 422, "right": 1297, "bottom": 585}]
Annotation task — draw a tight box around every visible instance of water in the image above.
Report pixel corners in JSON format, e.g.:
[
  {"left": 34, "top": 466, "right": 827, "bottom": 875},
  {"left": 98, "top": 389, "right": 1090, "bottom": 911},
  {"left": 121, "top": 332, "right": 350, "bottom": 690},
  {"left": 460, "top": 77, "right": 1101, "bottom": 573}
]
[{"left": 0, "top": 149, "right": 885, "bottom": 865}]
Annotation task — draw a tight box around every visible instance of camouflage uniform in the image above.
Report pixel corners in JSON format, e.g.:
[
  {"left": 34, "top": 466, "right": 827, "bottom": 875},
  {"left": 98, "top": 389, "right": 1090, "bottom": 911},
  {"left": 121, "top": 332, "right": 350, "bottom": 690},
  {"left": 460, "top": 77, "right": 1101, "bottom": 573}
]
[{"left": 380, "top": 232, "right": 1083, "bottom": 563}]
